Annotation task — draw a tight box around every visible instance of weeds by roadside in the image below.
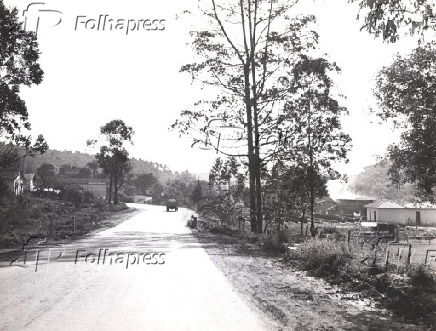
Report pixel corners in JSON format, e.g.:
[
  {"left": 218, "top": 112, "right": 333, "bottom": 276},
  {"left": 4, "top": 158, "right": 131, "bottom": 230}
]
[
  {"left": 283, "top": 237, "right": 436, "bottom": 325},
  {"left": 0, "top": 195, "right": 130, "bottom": 248}
]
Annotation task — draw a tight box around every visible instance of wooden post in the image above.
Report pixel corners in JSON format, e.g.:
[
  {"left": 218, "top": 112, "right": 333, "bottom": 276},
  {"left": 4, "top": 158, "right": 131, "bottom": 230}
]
[
  {"left": 72, "top": 216, "right": 76, "bottom": 235},
  {"left": 385, "top": 250, "right": 390, "bottom": 271},
  {"left": 406, "top": 244, "right": 411, "bottom": 268}
]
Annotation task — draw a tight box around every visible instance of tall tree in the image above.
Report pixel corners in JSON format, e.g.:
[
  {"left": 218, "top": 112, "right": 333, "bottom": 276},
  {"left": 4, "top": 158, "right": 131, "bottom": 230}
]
[
  {"left": 374, "top": 44, "right": 436, "bottom": 201},
  {"left": 264, "top": 161, "right": 328, "bottom": 235},
  {"left": 36, "top": 163, "right": 57, "bottom": 189},
  {"left": 86, "top": 161, "right": 99, "bottom": 178},
  {"left": 0, "top": 2, "right": 48, "bottom": 170},
  {"left": 172, "top": 0, "right": 321, "bottom": 233},
  {"left": 277, "top": 56, "right": 351, "bottom": 235},
  {"left": 91, "top": 120, "right": 134, "bottom": 204},
  {"left": 191, "top": 180, "right": 204, "bottom": 206},
  {"left": 134, "top": 173, "right": 159, "bottom": 196}
]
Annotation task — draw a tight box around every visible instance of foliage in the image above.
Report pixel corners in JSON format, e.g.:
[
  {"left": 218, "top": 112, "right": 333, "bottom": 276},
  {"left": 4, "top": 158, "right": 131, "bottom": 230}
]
[
  {"left": 133, "top": 173, "right": 159, "bottom": 195},
  {"left": 291, "top": 239, "right": 352, "bottom": 278},
  {"left": 374, "top": 45, "right": 436, "bottom": 201},
  {"left": 351, "top": 0, "right": 436, "bottom": 42},
  {"left": 263, "top": 229, "right": 290, "bottom": 254},
  {"left": 86, "top": 161, "right": 99, "bottom": 177},
  {"left": 36, "top": 163, "right": 57, "bottom": 188},
  {"left": 191, "top": 180, "right": 204, "bottom": 205},
  {"left": 408, "top": 264, "right": 435, "bottom": 288},
  {"left": 91, "top": 120, "right": 134, "bottom": 204},
  {"left": 20, "top": 149, "right": 179, "bottom": 184},
  {"left": 264, "top": 161, "right": 329, "bottom": 235},
  {"left": 172, "top": 0, "right": 325, "bottom": 233},
  {"left": 0, "top": 2, "right": 47, "bottom": 169},
  {"left": 348, "top": 158, "right": 416, "bottom": 203}
]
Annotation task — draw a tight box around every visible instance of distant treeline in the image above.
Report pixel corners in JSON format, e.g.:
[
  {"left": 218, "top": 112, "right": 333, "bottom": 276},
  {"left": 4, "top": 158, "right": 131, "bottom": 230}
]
[{"left": 21, "top": 149, "right": 185, "bottom": 183}]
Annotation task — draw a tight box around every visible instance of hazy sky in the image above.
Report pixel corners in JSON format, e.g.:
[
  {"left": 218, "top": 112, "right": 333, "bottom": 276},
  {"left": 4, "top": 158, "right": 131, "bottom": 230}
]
[{"left": 7, "top": 0, "right": 421, "bottom": 185}]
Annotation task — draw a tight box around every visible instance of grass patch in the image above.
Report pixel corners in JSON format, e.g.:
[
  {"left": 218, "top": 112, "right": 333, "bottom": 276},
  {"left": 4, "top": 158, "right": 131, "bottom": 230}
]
[
  {"left": 287, "top": 238, "right": 436, "bottom": 325},
  {"left": 0, "top": 195, "right": 130, "bottom": 248}
]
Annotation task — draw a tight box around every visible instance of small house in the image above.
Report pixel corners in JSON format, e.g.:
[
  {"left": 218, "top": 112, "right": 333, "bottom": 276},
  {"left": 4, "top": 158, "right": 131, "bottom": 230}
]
[
  {"left": 1, "top": 171, "right": 24, "bottom": 195},
  {"left": 364, "top": 200, "right": 436, "bottom": 226}
]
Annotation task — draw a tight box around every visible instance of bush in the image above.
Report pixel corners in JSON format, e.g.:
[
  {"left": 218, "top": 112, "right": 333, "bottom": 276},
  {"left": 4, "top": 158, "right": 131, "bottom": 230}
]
[
  {"left": 263, "top": 232, "right": 289, "bottom": 254},
  {"left": 320, "top": 226, "right": 340, "bottom": 235},
  {"left": 276, "top": 229, "right": 290, "bottom": 243},
  {"left": 116, "top": 192, "right": 134, "bottom": 203},
  {"left": 293, "top": 239, "right": 352, "bottom": 278},
  {"left": 409, "top": 265, "right": 435, "bottom": 288}
]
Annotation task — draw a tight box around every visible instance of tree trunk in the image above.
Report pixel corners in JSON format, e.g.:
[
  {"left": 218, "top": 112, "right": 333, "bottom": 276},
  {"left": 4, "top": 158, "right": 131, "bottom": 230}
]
[
  {"left": 307, "top": 95, "right": 316, "bottom": 237},
  {"left": 300, "top": 208, "right": 306, "bottom": 236},
  {"left": 114, "top": 174, "right": 119, "bottom": 204},
  {"left": 244, "top": 66, "right": 258, "bottom": 233},
  {"left": 249, "top": 7, "right": 263, "bottom": 234},
  {"left": 108, "top": 173, "right": 113, "bottom": 205}
]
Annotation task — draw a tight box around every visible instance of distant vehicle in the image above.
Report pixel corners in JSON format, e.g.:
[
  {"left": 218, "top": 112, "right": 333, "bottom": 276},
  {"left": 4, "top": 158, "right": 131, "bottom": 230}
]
[{"left": 166, "top": 199, "right": 178, "bottom": 212}]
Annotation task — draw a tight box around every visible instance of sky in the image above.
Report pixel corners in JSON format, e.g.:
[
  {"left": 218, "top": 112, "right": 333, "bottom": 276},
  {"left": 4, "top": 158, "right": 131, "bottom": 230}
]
[{"left": 6, "top": 0, "right": 423, "bottom": 192}]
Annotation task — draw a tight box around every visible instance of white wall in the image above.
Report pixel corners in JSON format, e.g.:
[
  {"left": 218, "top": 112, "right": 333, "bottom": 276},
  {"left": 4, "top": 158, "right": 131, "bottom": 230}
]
[{"left": 366, "top": 208, "right": 436, "bottom": 226}]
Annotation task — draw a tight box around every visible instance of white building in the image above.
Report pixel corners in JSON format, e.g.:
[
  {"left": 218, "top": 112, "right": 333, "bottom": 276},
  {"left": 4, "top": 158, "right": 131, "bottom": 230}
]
[{"left": 365, "top": 200, "right": 436, "bottom": 226}]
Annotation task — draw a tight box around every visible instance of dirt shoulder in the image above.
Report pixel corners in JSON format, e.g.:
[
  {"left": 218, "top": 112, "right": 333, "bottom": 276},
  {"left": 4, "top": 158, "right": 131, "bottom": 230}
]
[{"left": 193, "top": 229, "right": 429, "bottom": 331}]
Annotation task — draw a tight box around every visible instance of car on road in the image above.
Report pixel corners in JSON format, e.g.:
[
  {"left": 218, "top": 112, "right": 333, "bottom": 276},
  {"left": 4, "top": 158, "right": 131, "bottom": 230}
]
[{"left": 166, "top": 199, "right": 178, "bottom": 212}]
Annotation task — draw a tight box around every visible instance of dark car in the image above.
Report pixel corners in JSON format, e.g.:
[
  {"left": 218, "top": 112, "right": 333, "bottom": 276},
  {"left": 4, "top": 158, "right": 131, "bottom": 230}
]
[{"left": 166, "top": 199, "right": 178, "bottom": 212}]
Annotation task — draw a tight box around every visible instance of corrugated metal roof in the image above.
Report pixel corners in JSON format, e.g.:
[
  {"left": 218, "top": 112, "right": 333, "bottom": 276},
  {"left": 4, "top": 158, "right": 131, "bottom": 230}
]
[{"left": 364, "top": 199, "right": 404, "bottom": 209}]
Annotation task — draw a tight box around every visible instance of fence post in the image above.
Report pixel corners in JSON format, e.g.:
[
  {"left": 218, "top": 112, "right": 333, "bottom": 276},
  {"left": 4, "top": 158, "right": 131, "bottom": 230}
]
[
  {"left": 347, "top": 230, "right": 351, "bottom": 251},
  {"left": 385, "top": 250, "right": 390, "bottom": 271},
  {"left": 406, "top": 244, "right": 411, "bottom": 268},
  {"left": 72, "top": 216, "right": 76, "bottom": 235}
]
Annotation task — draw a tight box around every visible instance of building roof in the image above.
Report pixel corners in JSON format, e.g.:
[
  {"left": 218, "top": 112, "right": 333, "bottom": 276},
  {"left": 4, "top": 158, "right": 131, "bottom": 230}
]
[
  {"left": 336, "top": 196, "right": 376, "bottom": 201},
  {"left": 404, "top": 202, "right": 436, "bottom": 209},
  {"left": 364, "top": 199, "right": 404, "bottom": 209}
]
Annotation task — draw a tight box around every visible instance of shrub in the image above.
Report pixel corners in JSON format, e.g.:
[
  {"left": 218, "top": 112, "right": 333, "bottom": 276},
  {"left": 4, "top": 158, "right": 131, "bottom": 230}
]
[
  {"left": 409, "top": 265, "right": 435, "bottom": 288},
  {"left": 117, "top": 192, "right": 134, "bottom": 203},
  {"left": 263, "top": 232, "right": 288, "bottom": 254},
  {"left": 294, "top": 239, "right": 352, "bottom": 278},
  {"left": 320, "top": 226, "right": 340, "bottom": 235},
  {"left": 276, "top": 229, "right": 290, "bottom": 244}
]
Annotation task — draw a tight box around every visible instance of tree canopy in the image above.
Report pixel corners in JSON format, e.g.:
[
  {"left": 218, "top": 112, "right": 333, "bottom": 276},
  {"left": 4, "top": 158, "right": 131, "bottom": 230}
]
[
  {"left": 90, "top": 120, "right": 134, "bottom": 204},
  {"left": 374, "top": 44, "right": 436, "bottom": 201},
  {"left": 0, "top": 1, "right": 47, "bottom": 170},
  {"left": 351, "top": 0, "right": 436, "bottom": 42},
  {"left": 172, "top": 0, "right": 350, "bottom": 232}
]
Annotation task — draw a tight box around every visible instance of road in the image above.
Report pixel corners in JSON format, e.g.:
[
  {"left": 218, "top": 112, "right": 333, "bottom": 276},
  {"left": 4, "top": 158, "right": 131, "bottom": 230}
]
[{"left": 0, "top": 204, "right": 267, "bottom": 331}]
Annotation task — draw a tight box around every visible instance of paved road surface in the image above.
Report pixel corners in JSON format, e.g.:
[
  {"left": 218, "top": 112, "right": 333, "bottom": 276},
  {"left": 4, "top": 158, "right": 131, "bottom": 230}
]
[{"left": 0, "top": 204, "right": 266, "bottom": 331}]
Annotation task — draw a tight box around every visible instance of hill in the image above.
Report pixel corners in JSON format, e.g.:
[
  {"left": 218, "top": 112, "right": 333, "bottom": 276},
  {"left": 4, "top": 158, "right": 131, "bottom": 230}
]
[
  {"left": 347, "top": 159, "right": 416, "bottom": 204},
  {"left": 21, "top": 149, "right": 190, "bottom": 183}
]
